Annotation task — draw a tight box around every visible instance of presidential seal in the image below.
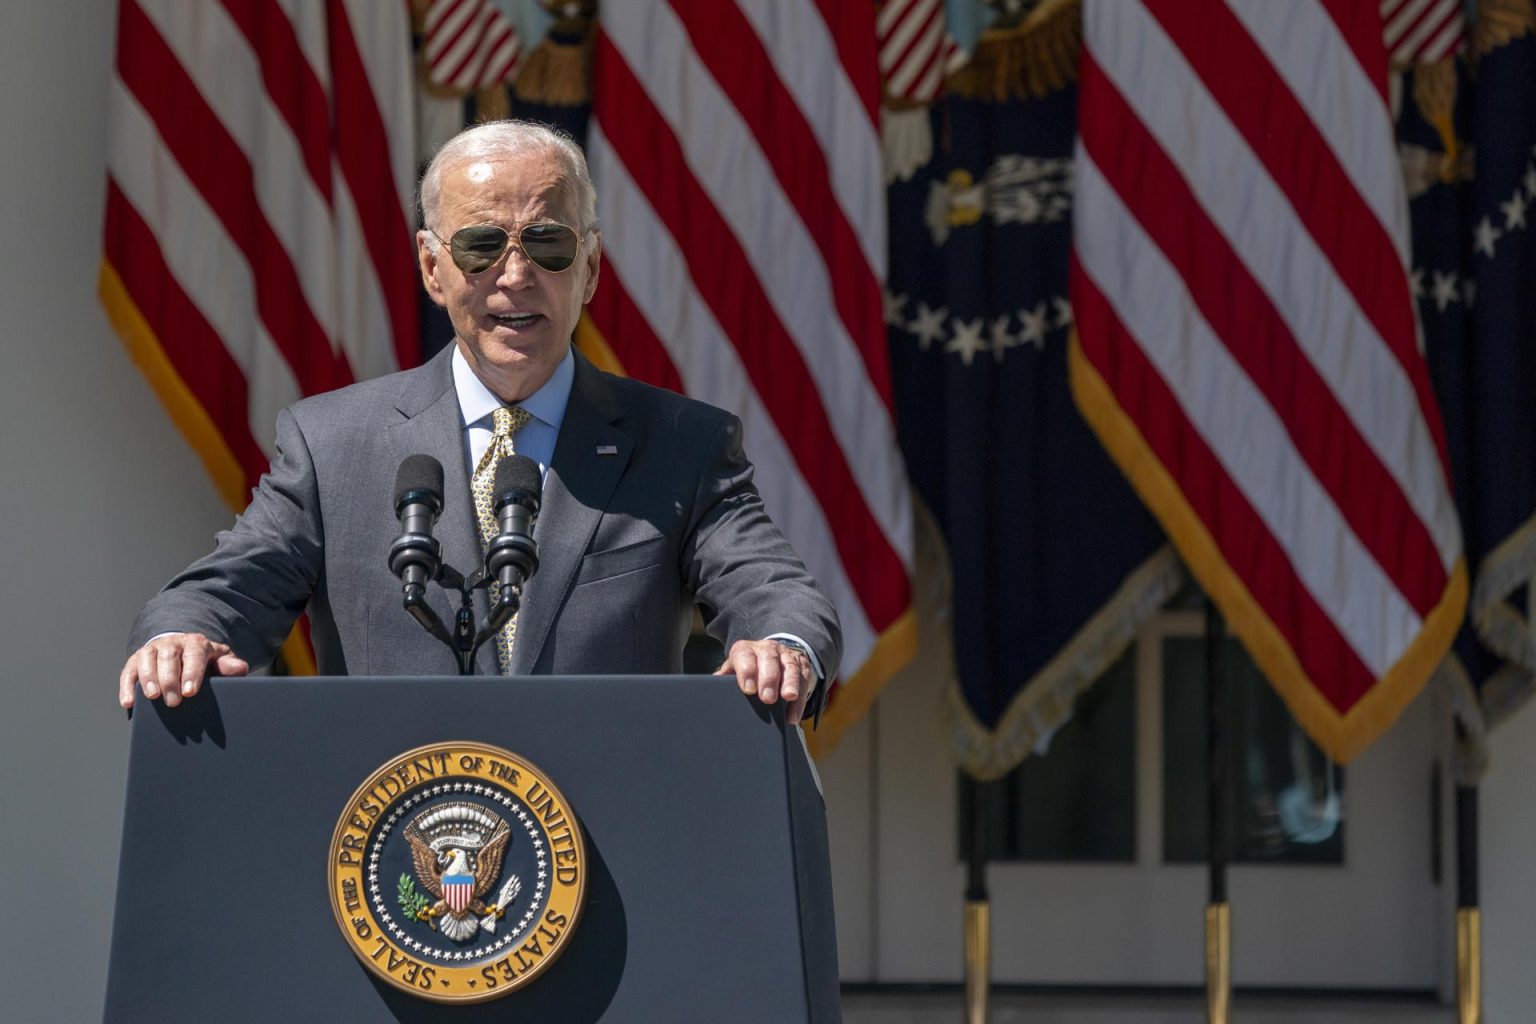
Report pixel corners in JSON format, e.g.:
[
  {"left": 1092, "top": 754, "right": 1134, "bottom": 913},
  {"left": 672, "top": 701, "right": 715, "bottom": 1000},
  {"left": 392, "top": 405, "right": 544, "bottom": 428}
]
[{"left": 328, "top": 742, "right": 586, "bottom": 1003}]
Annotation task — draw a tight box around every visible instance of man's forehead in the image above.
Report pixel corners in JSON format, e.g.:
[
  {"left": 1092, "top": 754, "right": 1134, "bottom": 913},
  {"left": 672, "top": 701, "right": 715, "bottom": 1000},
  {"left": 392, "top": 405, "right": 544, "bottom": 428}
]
[
  {"left": 444, "top": 153, "right": 572, "bottom": 204},
  {"left": 462, "top": 160, "right": 497, "bottom": 185}
]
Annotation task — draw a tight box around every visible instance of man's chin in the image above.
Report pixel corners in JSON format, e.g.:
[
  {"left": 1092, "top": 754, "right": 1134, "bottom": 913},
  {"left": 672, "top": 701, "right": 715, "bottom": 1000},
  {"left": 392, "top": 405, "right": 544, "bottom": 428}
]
[{"left": 460, "top": 336, "right": 569, "bottom": 399}]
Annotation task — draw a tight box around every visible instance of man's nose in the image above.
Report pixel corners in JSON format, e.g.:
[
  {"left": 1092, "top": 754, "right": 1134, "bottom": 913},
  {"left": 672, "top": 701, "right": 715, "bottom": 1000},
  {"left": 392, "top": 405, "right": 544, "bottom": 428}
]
[{"left": 492, "top": 244, "right": 537, "bottom": 288}]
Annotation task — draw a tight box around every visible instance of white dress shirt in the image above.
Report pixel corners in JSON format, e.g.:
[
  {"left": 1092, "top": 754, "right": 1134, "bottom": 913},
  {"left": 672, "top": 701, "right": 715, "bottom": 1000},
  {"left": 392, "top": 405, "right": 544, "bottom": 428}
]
[{"left": 452, "top": 344, "right": 573, "bottom": 480}]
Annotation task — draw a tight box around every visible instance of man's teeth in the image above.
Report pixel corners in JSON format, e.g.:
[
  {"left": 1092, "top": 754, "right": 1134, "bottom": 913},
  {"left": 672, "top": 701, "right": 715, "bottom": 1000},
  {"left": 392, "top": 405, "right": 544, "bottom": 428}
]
[{"left": 492, "top": 313, "right": 539, "bottom": 326}]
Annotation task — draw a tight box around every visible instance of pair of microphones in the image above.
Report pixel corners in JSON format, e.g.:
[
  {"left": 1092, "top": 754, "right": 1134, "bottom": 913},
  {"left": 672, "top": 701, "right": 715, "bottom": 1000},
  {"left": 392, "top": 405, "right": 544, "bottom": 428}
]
[{"left": 387, "top": 453, "right": 542, "bottom": 673}]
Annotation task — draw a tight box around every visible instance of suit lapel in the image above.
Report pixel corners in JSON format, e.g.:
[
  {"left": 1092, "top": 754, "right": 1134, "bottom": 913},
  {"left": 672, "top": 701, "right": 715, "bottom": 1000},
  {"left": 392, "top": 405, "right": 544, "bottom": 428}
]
[
  {"left": 510, "top": 353, "right": 634, "bottom": 674},
  {"left": 382, "top": 345, "right": 489, "bottom": 672}
]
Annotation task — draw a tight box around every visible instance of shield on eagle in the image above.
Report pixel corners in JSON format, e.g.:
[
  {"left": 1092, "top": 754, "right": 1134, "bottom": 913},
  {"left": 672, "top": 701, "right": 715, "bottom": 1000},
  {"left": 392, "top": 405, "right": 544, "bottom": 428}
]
[{"left": 442, "top": 862, "right": 475, "bottom": 915}]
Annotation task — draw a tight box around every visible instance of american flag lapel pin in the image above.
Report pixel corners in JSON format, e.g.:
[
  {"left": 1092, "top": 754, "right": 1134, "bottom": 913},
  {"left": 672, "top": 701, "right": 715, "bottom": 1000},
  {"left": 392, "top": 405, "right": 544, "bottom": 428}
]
[{"left": 596, "top": 444, "right": 618, "bottom": 455}]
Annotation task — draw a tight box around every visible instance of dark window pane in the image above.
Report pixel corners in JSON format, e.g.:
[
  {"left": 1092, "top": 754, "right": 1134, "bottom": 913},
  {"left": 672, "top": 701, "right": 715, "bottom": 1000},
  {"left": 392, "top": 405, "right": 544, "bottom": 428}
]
[
  {"left": 959, "top": 648, "right": 1137, "bottom": 862},
  {"left": 1162, "top": 635, "right": 1344, "bottom": 865}
]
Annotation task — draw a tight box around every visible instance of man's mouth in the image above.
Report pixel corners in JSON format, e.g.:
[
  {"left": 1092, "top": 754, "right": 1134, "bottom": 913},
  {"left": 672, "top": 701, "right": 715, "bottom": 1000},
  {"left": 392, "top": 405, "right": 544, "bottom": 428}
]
[{"left": 490, "top": 312, "right": 541, "bottom": 328}]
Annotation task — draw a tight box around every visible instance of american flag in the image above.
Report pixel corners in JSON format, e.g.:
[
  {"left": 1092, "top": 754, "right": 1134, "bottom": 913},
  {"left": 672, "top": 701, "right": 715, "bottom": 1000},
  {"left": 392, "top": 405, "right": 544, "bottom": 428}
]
[
  {"left": 419, "top": 0, "right": 524, "bottom": 94},
  {"left": 878, "top": 0, "right": 964, "bottom": 105},
  {"left": 586, "top": 0, "right": 916, "bottom": 751},
  {"left": 101, "top": 0, "right": 418, "bottom": 671},
  {"left": 1069, "top": 0, "right": 1467, "bottom": 761},
  {"left": 1381, "top": 0, "right": 1465, "bottom": 65},
  {"left": 102, "top": 0, "right": 418, "bottom": 503}
]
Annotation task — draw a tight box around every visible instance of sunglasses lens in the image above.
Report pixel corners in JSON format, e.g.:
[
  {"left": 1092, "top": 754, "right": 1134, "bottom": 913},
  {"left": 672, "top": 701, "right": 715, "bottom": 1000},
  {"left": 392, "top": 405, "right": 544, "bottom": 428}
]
[
  {"left": 446, "top": 223, "right": 580, "bottom": 274},
  {"left": 519, "top": 223, "right": 579, "bottom": 272},
  {"left": 449, "top": 226, "right": 510, "bottom": 275}
]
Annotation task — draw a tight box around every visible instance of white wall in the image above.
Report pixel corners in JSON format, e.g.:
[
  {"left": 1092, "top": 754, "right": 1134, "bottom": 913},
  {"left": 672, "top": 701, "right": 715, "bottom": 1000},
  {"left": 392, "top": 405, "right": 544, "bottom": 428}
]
[
  {"left": 0, "top": 3, "right": 238, "bottom": 1020},
  {"left": 1482, "top": 702, "right": 1536, "bottom": 1021},
  {"left": 3, "top": 2, "right": 1534, "bottom": 1019}
]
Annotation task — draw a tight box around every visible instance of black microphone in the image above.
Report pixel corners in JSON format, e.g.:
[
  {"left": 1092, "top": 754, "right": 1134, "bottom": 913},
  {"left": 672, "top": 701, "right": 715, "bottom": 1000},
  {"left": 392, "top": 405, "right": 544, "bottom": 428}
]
[
  {"left": 388, "top": 455, "right": 445, "bottom": 592},
  {"left": 485, "top": 455, "right": 541, "bottom": 611}
]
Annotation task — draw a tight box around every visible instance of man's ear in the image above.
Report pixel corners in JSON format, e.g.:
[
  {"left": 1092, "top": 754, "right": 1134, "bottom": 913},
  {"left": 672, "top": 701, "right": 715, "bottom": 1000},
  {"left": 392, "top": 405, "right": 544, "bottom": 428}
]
[{"left": 417, "top": 231, "right": 447, "bottom": 307}]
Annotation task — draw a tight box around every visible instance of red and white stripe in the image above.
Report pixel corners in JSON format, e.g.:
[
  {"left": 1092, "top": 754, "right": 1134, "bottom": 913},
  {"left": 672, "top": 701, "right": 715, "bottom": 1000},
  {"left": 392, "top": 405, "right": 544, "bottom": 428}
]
[
  {"left": 1381, "top": 0, "right": 1464, "bottom": 65},
  {"left": 420, "top": 0, "right": 523, "bottom": 94},
  {"left": 1070, "top": 0, "right": 1463, "bottom": 753},
  {"left": 104, "top": 0, "right": 417, "bottom": 485},
  {"left": 877, "top": 0, "right": 964, "bottom": 104},
  {"left": 443, "top": 876, "right": 473, "bottom": 914},
  {"left": 589, "top": 0, "right": 913, "bottom": 700}
]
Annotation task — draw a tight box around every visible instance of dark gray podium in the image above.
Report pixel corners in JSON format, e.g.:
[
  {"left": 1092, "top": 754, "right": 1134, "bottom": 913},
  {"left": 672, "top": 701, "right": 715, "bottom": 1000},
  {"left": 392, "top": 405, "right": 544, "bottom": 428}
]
[{"left": 103, "top": 676, "right": 840, "bottom": 1023}]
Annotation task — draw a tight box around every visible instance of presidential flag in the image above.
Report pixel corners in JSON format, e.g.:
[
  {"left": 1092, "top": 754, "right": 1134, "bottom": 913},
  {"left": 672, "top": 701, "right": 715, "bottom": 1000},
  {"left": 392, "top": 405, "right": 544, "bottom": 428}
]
[
  {"left": 584, "top": 0, "right": 917, "bottom": 753},
  {"left": 884, "top": 11, "right": 1179, "bottom": 779},
  {"left": 1459, "top": 1, "right": 1536, "bottom": 737},
  {"left": 1403, "top": 1, "right": 1536, "bottom": 777},
  {"left": 1070, "top": 0, "right": 1467, "bottom": 762}
]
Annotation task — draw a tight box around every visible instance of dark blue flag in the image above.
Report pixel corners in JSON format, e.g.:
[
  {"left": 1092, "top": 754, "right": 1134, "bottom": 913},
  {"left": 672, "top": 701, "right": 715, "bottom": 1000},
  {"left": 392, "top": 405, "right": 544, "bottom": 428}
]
[
  {"left": 885, "top": 34, "right": 1175, "bottom": 779},
  {"left": 1403, "top": 13, "right": 1536, "bottom": 779}
]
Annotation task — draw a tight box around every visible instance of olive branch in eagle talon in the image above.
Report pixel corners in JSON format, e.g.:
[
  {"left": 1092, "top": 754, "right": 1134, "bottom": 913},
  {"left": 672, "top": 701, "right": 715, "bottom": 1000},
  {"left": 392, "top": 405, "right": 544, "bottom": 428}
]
[{"left": 397, "top": 874, "right": 432, "bottom": 922}]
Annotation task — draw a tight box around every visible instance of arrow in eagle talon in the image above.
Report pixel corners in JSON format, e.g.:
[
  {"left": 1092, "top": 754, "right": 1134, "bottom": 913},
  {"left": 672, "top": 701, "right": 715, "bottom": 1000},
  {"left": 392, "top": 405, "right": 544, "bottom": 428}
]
[{"left": 480, "top": 876, "right": 522, "bottom": 933}]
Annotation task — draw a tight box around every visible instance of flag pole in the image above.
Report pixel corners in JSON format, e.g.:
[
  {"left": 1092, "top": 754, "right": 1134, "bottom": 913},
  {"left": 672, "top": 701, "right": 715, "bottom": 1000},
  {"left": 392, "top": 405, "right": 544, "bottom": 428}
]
[
  {"left": 961, "top": 775, "right": 990, "bottom": 1024},
  {"left": 1205, "top": 597, "right": 1231, "bottom": 1024},
  {"left": 1455, "top": 781, "right": 1480, "bottom": 1024}
]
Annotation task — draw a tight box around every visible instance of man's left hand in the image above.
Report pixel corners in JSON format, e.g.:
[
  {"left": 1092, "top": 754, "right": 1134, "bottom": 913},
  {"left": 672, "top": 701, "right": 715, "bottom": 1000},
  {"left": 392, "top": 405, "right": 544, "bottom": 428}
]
[{"left": 715, "top": 639, "right": 815, "bottom": 725}]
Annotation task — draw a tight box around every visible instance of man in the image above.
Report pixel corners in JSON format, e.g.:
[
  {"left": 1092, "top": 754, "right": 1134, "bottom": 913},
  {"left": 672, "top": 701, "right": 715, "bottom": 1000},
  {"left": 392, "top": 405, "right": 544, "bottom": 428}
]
[{"left": 120, "top": 120, "right": 840, "bottom": 724}]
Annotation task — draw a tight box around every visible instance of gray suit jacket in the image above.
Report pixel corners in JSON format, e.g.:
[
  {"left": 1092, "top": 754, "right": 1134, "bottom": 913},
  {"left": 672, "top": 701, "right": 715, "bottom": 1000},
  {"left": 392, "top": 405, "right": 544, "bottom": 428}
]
[{"left": 132, "top": 345, "right": 841, "bottom": 690}]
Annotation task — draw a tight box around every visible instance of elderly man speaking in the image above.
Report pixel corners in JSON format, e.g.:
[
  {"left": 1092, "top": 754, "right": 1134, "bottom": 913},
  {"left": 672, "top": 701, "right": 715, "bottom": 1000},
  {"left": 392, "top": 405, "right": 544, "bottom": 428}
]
[{"left": 120, "top": 120, "right": 840, "bottom": 723}]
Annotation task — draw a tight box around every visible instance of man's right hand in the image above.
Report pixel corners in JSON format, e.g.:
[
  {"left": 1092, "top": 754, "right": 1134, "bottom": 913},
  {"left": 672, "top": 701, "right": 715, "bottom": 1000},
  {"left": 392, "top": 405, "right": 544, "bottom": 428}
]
[{"left": 119, "top": 633, "right": 249, "bottom": 709}]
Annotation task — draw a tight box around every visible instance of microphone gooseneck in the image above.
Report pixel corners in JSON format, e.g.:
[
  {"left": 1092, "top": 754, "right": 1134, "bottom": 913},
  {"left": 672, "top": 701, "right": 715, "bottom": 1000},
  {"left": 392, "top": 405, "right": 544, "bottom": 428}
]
[{"left": 385, "top": 452, "right": 543, "bottom": 675}]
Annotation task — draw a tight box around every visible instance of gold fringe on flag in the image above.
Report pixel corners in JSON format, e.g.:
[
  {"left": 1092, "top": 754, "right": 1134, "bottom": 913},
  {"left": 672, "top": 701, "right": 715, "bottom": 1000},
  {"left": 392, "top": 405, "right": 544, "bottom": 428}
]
[
  {"left": 947, "top": 0, "right": 1082, "bottom": 103},
  {"left": 514, "top": 2, "right": 595, "bottom": 107},
  {"left": 574, "top": 311, "right": 625, "bottom": 376},
  {"left": 100, "top": 259, "right": 316, "bottom": 677},
  {"left": 1432, "top": 656, "right": 1492, "bottom": 785},
  {"left": 1067, "top": 331, "right": 1469, "bottom": 764},
  {"left": 947, "top": 545, "right": 1186, "bottom": 780},
  {"left": 1465, "top": 515, "right": 1536, "bottom": 737}
]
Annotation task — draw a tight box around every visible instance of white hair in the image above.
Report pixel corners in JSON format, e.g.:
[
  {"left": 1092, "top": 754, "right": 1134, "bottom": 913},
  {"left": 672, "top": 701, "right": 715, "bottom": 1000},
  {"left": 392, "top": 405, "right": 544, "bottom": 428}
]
[{"left": 418, "top": 120, "right": 598, "bottom": 239}]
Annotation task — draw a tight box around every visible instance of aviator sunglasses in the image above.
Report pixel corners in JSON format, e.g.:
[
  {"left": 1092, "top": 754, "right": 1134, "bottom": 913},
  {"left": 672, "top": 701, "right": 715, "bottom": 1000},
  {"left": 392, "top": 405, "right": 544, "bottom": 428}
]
[{"left": 430, "top": 221, "right": 585, "bottom": 275}]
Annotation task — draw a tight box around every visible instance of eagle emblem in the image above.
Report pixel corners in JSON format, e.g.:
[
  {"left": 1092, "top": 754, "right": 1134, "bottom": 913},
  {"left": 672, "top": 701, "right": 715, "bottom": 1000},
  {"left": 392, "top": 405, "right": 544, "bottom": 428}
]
[
  {"left": 400, "top": 801, "right": 521, "bottom": 942},
  {"left": 330, "top": 742, "right": 586, "bottom": 1002}
]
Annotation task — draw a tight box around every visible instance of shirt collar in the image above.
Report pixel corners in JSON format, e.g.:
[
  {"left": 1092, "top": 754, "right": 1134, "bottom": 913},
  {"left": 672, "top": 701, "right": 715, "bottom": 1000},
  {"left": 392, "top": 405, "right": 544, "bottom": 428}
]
[{"left": 452, "top": 344, "right": 575, "bottom": 432}]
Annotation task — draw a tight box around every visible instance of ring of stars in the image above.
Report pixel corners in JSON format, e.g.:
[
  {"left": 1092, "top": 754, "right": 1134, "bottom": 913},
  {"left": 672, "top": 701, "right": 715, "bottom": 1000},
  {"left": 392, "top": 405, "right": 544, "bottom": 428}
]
[{"left": 885, "top": 290, "right": 1073, "bottom": 365}]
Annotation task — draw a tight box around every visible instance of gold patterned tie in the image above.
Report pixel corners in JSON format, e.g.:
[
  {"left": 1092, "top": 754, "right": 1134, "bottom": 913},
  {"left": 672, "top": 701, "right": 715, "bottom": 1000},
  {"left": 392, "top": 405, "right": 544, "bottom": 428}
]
[{"left": 472, "top": 405, "right": 532, "bottom": 673}]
